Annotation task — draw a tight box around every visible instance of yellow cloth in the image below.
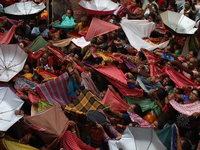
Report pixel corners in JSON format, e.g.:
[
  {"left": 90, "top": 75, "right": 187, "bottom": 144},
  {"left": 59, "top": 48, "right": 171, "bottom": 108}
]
[
  {"left": 2, "top": 138, "right": 39, "bottom": 150},
  {"left": 22, "top": 73, "right": 33, "bottom": 81}
]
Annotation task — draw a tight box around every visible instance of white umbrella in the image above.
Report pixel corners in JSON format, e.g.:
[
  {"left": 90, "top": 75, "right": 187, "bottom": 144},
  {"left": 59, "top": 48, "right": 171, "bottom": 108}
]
[
  {"left": 109, "top": 126, "right": 166, "bottom": 150},
  {"left": 4, "top": 1, "right": 45, "bottom": 17},
  {"left": 78, "top": 0, "right": 119, "bottom": 15},
  {"left": 160, "top": 10, "right": 198, "bottom": 36},
  {"left": 0, "top": 44, "right": 27, "bottom": 82},
  {"left": 0, "top": 87, "right": 24, "bottom": 131}
]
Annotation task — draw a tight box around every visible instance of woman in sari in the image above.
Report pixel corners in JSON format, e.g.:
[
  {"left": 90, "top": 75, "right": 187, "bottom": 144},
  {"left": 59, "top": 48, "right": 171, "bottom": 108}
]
[
  {"left": 124, "top": 0, "right": 143, "bottom": 19},
  {"left": 51, "top": 9, "right": 75, "bottom": 33}
]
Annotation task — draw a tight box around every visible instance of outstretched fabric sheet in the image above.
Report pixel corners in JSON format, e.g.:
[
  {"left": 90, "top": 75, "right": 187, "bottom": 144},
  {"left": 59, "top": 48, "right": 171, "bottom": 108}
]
[
  {"left": 102, "top": 88, "right": 129, "bottom": 112},
  {"left": 142, "top": 50, "right": 162, "bottom": 63},
  {"left": 2, "top": 138, "right": 39, "bottom": 150},
  {"left": 25, "top": 36, "right": 47, "bottom": 52},
  {"left": 164, "top": 68, "right": 197, "bottom": 89},
  {"left": 35, "top": 73, "right": 71, "bottom": 106},
  {"left": 86, "top": 17, "right": 119, "bottom": 39},
  {"left": 93, "top": 65, "right": 143, "bottom": 97},
  {"left": 150, "top": 63, "right": 163, "bottom": 82},
  {"left": 170, "top": 100, "right": 200, "bottom": 116},
  {"left": 120, "top": 18, "right": 169, "bottom": 51},
  {"left": 64, "top": 89, "right": 110, "bottom": 124},
  {"left": 0, "top": 25, "right": 16, "bottom": 44}
]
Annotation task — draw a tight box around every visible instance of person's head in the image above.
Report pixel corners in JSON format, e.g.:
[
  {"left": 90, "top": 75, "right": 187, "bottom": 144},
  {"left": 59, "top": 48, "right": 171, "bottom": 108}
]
[
  {"left": 15, "top": 26, "right": 24, "bottom": 36},
  {"left": 194, "top": 76, "right": 200, "bottom": 86},
  {"left": 40, "top": 52, "right": 51, "bottom": 66},
  {"left": 125, "top": 72, "right": 135, "bottom": 79},
  {"left": 97, "top": 34, "right": 107, "bottom": 44},
  {"left": 127, "top": 104, "right": 142, "bottom": 116},
  {"left": 52, "top": 33, "right": 60, "bottom": 41},
  {"left": 135, "top": 51, "right": 146, "bottom": 61},
  {"left": 38, "top": 20, "right": 47, "bottom": 33},
  {"left": 150, "top": 88, "right": 168, "bottom": 101},
  {"left": 66, "top": 9, "right": 74, "bottom": 17},
  {"left": 28, "top": 18, "right": 37, "bottom": 28},
  {"left": 81, "top": 16, "right": 89, "bottom": 27},
  {"left": 23, "top": 63, "right": 33, "bottom": 74},
  {"left": 99, "top": 90, "right": 106, "bottom": 99},
  {"left": 32, "top": 73, "right": 44, "bottom": 83},
  {"left": 150, "top": 3, "right": 159, "bottom": 15},
  {"left": 188, "top": 88, "right": 200, "bottom": 102},
  {"left": 110, "top": 14, "right": 119, "bottom": 24},
  {"left": 147, "top": 12, "right": 156, "bottom": 22},
  {"left": 108, "top": 30, "right": 117, "bottom": 40},
  {"left": 107, "top": 45, "right": 117, "bottom": 53},
  {"left": 148, "top": 0, "right": 154, "bottom": 3},
  {"left": 165, "top": 60, "right": 173, "bottom": 68},
  {"left": 181, "top": 138, "right": 192, "bottom": 150},
  {"left": 184, "top": 0, "right": 192, "bottom": 10},
  {"left": 131, "top": 0, "right": 140, "bottom": 7},
  {"left": 187, "top": 57, "right": 198, "bottom": 69},
  {"left": 162, "top": 76, "right": 174, "bottom": 86},
  {"left": 185, "top": 50, "right": 198, "bottom": 60},
  {"left": 168, "top": 1, "right": 178, "bottom": 12},
  {"left": 163, "top": 31, "right": 172, "bottom": 41}
]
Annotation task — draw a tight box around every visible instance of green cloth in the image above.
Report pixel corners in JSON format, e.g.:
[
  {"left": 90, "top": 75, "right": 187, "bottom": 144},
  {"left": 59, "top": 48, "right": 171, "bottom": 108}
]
[
  {"left": 122, "top": 96, "right": 161, "bottom": 116},
  {"left": 38, "top": 101, "right": 53, "bottom": 112},
  {"left": 25, "top": 36, "right": 47, "bottom": 52},
  {"left": 156, "top": 125, "right": 173, "bottom": 150}
]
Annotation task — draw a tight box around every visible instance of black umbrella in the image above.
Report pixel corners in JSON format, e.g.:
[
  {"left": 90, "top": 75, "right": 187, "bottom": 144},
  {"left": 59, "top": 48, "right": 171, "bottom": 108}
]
[{"left": 87, "top": 110, "right": 107, "bottom": 125}]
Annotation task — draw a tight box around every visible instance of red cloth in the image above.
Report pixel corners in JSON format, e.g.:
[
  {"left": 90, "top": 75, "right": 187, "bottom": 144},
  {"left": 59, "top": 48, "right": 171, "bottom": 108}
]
[
  {"left": 164, "top": 68, "right": 198, "bottom": 89},
  {"left": 86, "top": 17, "right": 119, "bottom": 39},
  {"left": 142, "top": 50, "right": 162, "bottom": 63},
  {"left": 0, "top": 25, "right": 16, "bottom": 44},
  {"left": 93, "top": 65, "right": 143, "bottom": 97},
  {"left": 60, "top": 130, "right": 95, "bottom": 150},
  {"left": 128, "top": 112, "right": 151, "bottom": 127},
  {"left": 102, "top": 88, "right": 129, "bottom": 112},
  {"left": 150, "top": 63, "right": 163, "bottom": 82}
]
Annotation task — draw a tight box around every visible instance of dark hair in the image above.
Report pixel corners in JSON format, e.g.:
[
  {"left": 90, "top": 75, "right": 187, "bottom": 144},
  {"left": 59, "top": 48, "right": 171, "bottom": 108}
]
[
  {"left": 38, "top": 20, "right": 47, "bottom": 26},
  {"left": 29, "top": 134, "right": 44, "bottom": 148},
  {"left": 15, "top": 26, "right": 24, "bottom": 35},
  {"left": 156, "top": 88, "right": 168, "bottom": 101},
  {"left": 130, "top": 122, "right": 140, "bottom": 127},
  {"left": 147, "top": 12, "right": 156, "bottom": 22},
  {"left": 32, "top": 73, "right": 44, "bottom": 83},
  {"left": 101, "top": 34, "right": 108, "bottom": 42},
  {"left": 189, "top": 50, "right": 198, "bottom": 58},
  {"left": 108, "top": 45, "right": 117, "bottom": 53},
  {"left": 67, "top": 8, "right": 74, "bottom": 16},
  {"left": 138, "top": 51, "right": 146, "bottom": 61},
  {"left": 24, "top": 62, "right": 33, "bottom": 73},
  {"left": 169, "top": 1, "right": 178, "bottom": 12},
  {"left": 192, "top": 88, "right": 200, "bottom": 98},
  {"left": 185, "top": 0, "right": 193, "bottom": 7},
  {"left": 151, "top": 3, "right": 159, "bottom": 15},
  {"left": 133, "top": 104, "right": 142, "bottom": 117},
  {"left": 165, "top": 31, "right": 173, "bottom": 38},
  {"left": 181, "top": 138, "right": 192, "bottom": 150}
]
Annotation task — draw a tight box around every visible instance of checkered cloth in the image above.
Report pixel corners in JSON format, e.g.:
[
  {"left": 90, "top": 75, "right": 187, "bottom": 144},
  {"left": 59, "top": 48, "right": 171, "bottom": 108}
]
[
  {"left": 35, "top": 73, "right": 71, "bottom": 106},
  {"left": 64, "top": 89, "right": 110, "bottom": 125}
]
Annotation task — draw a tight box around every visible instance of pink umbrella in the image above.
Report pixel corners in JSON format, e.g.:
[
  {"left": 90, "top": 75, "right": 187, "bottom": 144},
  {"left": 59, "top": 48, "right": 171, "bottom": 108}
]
[{"left": 78, "top": 0, "right": 119, "bottom": 15}]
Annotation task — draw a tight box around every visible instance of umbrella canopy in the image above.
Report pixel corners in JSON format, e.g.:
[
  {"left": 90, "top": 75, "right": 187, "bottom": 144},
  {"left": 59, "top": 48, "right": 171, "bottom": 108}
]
[
  {"left": 160, "top": 10, "right": 198, "bottom": 37},
  {"left": 109, "top": 126, "right": 166, "bottom": 150},
  {"left": 26, "top": 104, "right": 69, "bottom": 145},
  {"left": 78, "top": 0, "right": 118, "bottom": 15},
  {"left": 3, "top": 1, "right": 45, "bottom": 18},
  {"left": 0, "top": 44, "right": 27, "bottom": 82},
  {"left": 0, "top": 87, "right": 24, "bottom": 131}
]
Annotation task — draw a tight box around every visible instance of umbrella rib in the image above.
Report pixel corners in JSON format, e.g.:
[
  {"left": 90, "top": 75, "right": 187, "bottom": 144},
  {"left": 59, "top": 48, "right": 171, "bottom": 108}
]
[
  {"left": 7, "top": 45, "right": 17, "bottom": 68},
  {"left": 147, "top": 129, "right": 153, "bottom": 150}
]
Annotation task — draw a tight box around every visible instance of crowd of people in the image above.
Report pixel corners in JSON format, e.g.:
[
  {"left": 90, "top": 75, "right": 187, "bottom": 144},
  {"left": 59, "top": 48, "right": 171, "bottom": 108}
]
[{"left": 0, "top": 0, "right": 200, "bottom": 149}]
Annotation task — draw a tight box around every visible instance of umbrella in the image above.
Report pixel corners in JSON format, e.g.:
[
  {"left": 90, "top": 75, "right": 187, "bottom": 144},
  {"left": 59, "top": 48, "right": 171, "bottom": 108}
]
[
  {"left": 0, "top": 44, "right": 27, "bottom": 82},
  {"left": 78, "top": 0, "right": 119, "bottom": 15},
  {"left": 3, "top": 1, "right": 46, "bottom": 18},
  {"left": 160, "top": 10, "right": 198, "bottom": 37},
  {"left": 87, "top": 110, "right": 107, "bottom": 125},
  {"left": 26, "top": 104, "right": 69, "bottom": 148},
  {"left": 109, "top": 126, "right": 166, "bottom": 150},
  {"left": 0, "top": 87, "right": 24, "bottom": 131}
]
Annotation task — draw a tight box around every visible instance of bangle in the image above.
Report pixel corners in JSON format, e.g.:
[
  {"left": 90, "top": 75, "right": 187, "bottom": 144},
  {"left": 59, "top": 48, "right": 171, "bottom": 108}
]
[
  {"left": 72, "top": 130, "right": 76, "bottom": 133},
  {"left": 138, "top": 69, "right": 141, "bottom": 73}
]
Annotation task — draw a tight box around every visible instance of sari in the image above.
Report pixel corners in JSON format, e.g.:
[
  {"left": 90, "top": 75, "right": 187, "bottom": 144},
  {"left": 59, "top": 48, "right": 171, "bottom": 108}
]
[{"left": 52, "top": 15, "right": 75, "bottom": 29}]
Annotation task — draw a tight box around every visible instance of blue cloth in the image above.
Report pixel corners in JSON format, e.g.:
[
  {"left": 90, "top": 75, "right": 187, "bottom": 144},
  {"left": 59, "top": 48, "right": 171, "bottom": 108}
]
[
  {"left": 67, "top": 77, "right": 79, "bottom": 98},
  {"left": 126, "top": 79, "right": 137, "bottom": 88},
  {"left": 52, "top": 15, "right": 75, "bottom": 29},
  {"left": 181, "top": 94, "right": 189, "bottom": 103}
]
